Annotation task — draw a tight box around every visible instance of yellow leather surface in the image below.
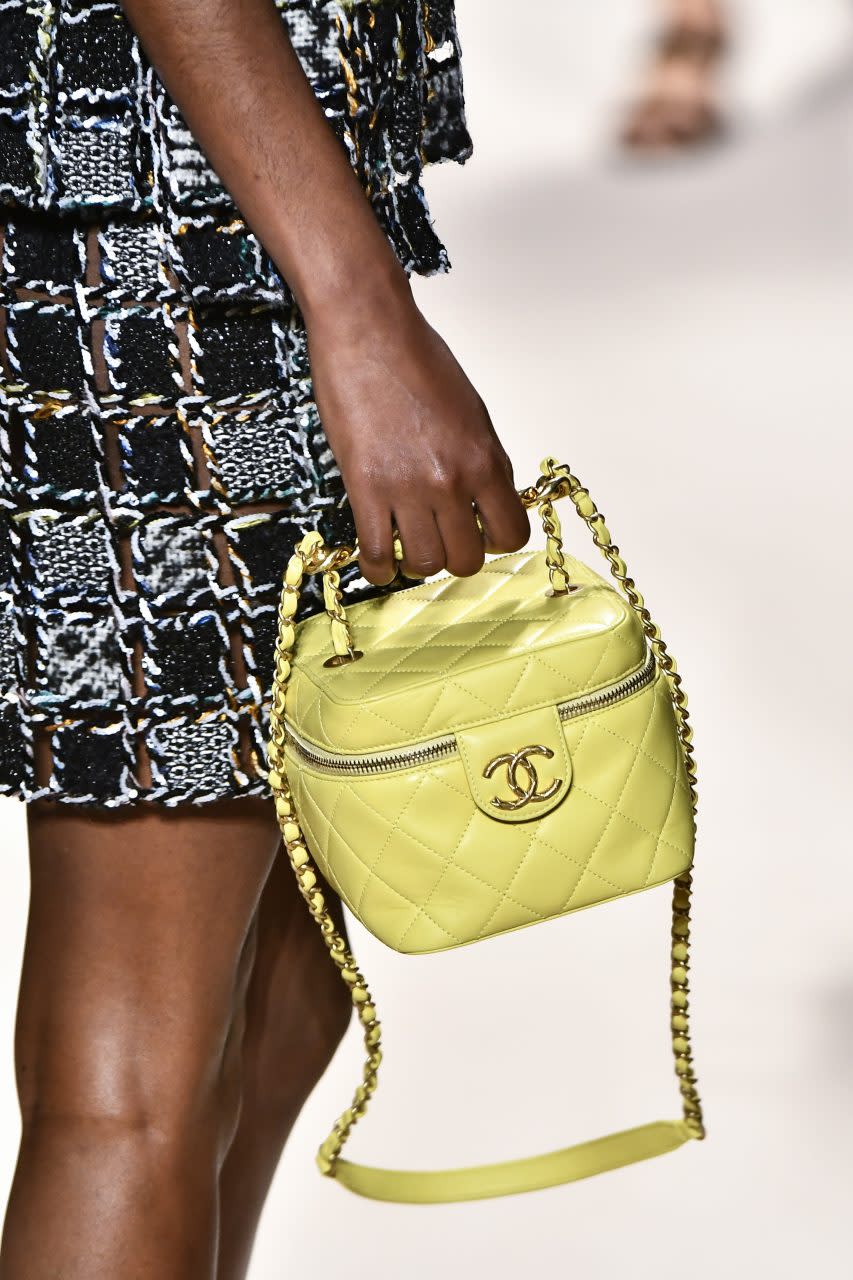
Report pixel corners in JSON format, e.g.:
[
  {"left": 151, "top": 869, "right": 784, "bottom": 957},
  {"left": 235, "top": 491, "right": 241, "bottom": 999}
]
[
  {"left": 332, "top": 1120, "right": 693, "bottom": 1204},
  {"left": 285, "top": 669, "right": 694, "bottom": 954},
  {"left": 456, "top": 703, "right": 572, "bottom": 824},
  {"left": 286, "top": 551, "right": 647, "bottom": 753}
]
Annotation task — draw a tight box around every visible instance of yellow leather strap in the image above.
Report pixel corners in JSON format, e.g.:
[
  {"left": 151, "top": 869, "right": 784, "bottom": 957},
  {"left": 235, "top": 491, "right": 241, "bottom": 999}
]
[{"left": 331, "top": 1120, "right": 693, "bottom": 1204}]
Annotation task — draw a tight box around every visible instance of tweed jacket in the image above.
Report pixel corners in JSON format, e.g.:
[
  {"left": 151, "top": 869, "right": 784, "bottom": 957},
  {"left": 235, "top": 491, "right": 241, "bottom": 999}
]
[{"left": 0, "top": 0, "right": 471, "bottom": 299}]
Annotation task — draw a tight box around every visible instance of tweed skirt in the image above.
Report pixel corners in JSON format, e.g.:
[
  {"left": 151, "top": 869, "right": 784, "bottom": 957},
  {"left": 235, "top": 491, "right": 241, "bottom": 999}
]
[{"left": 0, "top": 0, "right": 471, "bottom": 808}]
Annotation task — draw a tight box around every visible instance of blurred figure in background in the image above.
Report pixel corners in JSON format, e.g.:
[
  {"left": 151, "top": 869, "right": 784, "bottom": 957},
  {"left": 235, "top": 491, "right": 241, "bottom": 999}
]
[{"left": 622, "top": 0, "right": 729, "bottom": 150}]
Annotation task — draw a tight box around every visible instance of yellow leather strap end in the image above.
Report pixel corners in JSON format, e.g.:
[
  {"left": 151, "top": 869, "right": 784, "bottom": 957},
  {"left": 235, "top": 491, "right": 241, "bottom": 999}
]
[{"left": 327, "top": 1119, "right": 693, "bottom": 1205}]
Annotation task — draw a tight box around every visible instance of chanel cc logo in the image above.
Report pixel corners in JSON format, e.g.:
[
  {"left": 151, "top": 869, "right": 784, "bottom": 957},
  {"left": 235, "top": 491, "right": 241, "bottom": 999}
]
[{"left": 483, "top": 745, "right": 562, "bottom": 812}]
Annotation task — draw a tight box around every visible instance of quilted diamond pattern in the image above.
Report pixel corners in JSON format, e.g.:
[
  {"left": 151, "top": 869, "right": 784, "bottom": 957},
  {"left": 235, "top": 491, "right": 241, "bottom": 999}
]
[
  {"left": 285, "top": 671, "right": 694, "bottom": 955},
  {"left": 288, "top": 551, "right": 647, "bottom": 753}
]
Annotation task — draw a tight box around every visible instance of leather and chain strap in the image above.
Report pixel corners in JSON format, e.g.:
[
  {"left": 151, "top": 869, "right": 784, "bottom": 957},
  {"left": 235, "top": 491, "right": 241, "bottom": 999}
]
[
  {"left": 266, "top": 458, "right": 705, "bottom": 1203},
  {"left": 267, "top": 534, "right": 383, "bottom": 1178},
  {"left": 531, "top": 458, "right": 705, "bottom": 1142}
]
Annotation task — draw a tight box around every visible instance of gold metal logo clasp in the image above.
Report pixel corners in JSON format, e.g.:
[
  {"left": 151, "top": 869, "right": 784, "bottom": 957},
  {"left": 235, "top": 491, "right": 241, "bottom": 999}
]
[{"left": 483, "top": 745, "right": 562, "bottom": 812}]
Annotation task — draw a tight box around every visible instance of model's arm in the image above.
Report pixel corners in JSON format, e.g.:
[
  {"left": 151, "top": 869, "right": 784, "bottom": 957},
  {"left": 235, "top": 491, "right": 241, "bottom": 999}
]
[{"left": 120, "top": 0, "right": 528, "bottom": 584}]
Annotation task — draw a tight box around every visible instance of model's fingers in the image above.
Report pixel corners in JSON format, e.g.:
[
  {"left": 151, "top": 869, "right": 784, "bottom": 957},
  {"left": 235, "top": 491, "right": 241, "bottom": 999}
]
[
  {"left": 474, "top": 483, "right": 530, "bottom": 556},
  {"left": 392, "top": 505, "right": 446, "bottom": 581},
  {"left": 349, "top": 499, "right": 397, "bottom": 586},
  {"left": 435, "top": 498, "right": 486, "bottom": 579}
]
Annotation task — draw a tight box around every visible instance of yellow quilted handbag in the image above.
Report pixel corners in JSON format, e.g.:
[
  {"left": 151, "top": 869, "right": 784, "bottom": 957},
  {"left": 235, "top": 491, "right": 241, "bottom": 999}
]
[{"left": 267, "top": 456, "right": 705, "bottom": 1203}]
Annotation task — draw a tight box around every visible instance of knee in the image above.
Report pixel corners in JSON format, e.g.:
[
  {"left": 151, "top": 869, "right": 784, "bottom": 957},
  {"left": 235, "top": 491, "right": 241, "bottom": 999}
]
[
  {"left": 243, "top": 965, "right": 352, "bottom": 1133},
  {"left": 302, "top": 975, "right": 352, "bottom": 1080},
  {"left": 281, "top": 976, "right": 353, "bottom": 1100},
  {"left": 14, "top": 991, "right": 243, "bottom": 1166},
  {"left": 291, "top": 924, "right": 355, "bottom": 1083}
]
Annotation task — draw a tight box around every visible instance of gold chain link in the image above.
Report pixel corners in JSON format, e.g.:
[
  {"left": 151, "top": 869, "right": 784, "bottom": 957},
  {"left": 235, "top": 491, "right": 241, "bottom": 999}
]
[{"left": 540, "top": 499, "right": 570, "bottom": 595}]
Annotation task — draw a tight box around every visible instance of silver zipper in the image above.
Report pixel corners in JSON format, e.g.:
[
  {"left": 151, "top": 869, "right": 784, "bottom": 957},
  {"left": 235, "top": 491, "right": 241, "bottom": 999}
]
[{"left": 284, "top": 648, "right": 656, "bottom": 777}]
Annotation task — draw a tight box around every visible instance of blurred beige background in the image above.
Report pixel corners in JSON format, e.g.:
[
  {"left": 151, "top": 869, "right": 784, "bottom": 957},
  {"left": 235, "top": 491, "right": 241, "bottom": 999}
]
[{"left": 2, "top": 2, "right": 852, "bottom": 1276}]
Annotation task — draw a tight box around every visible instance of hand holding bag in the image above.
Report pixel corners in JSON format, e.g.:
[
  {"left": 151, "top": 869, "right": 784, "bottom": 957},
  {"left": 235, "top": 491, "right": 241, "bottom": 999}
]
[{"left": 266, "top": 457, "right": 705, "bottom": 1203}]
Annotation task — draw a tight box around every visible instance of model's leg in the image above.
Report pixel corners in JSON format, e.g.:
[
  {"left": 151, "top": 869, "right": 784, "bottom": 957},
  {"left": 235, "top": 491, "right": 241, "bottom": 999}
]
[
  {"left": 216, "top": 847, "right": 351, "bottom": 1280},
  {"left": 0, "top": 798, "right": 279, "bottom": 1280},
  {"left": 622, "top": 0, "right": 728, "bottom": 151}
]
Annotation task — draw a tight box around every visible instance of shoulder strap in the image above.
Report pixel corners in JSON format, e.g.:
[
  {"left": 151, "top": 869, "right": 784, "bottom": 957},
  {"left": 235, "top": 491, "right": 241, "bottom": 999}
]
[
  {"left": 266, "top": 460, "right": 705, "bottom": 1204},
  {"left": 333, "top": 1121, "right": 693, "bottom": 1204}
]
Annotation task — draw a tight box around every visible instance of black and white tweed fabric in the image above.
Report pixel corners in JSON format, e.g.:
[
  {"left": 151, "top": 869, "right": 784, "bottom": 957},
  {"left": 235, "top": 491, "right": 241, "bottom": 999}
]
[{"left": 0, "top": 0, "right": 471, "bottom": 806}]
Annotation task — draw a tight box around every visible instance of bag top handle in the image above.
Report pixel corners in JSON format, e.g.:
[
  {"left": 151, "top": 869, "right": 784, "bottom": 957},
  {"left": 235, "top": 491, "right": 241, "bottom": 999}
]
[{"left": 289, "top": 457, "right": 584, "bottom": 668}]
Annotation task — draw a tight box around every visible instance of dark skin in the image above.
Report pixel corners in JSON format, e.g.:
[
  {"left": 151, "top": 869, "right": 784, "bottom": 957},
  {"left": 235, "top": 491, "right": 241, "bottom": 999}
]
[
  {"left": 2, "top": 801, "right": 311, "bottom": 1280},
  {"left": 0, "top": 1, "right": 529, "bottom": 1276}
]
